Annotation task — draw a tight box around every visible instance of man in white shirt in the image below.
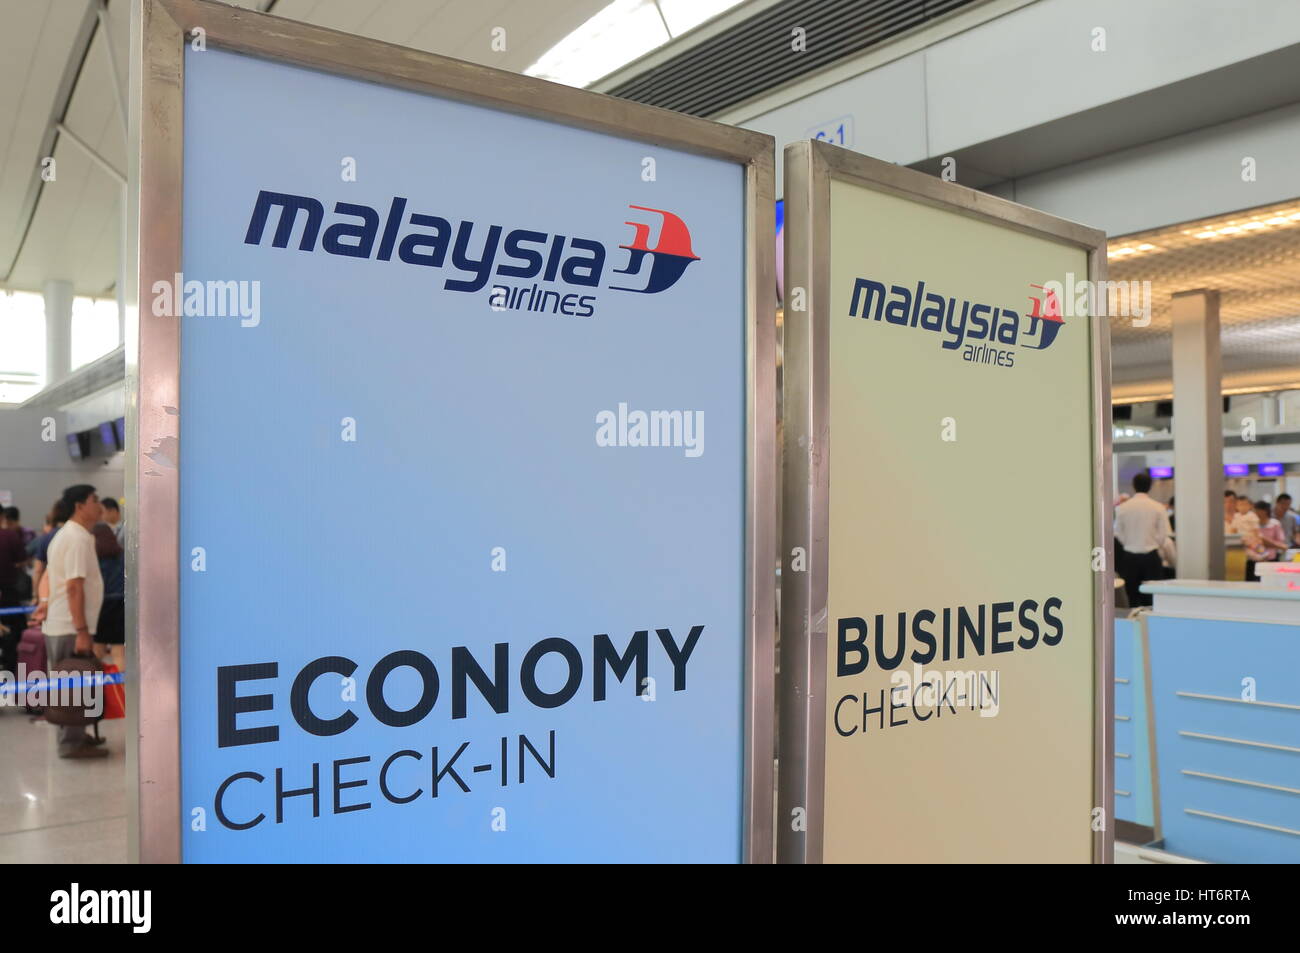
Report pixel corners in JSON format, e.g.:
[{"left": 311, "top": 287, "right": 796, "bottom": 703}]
[
  {"left": 1114, "top": 472, "right": 1173, "bottom": 608},
  {"left": 42, "top": 484, "right": 107, "bottom": 759}
]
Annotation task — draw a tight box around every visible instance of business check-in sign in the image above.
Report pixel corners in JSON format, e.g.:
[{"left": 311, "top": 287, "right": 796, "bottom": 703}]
[
  {"left": 176, "top": 48, "right": 750, "bottom": 862},
  {"left": 782, "top": 149, "right": 1104, "bottom": 863}
]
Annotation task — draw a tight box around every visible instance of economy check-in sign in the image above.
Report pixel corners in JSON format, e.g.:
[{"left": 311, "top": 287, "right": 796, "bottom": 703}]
[{"left": 131, "top": 0, "right": 775, "bottom": 863}]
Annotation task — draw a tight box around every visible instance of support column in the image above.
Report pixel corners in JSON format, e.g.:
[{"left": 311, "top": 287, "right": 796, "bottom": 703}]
[
  {"left": 1259, "top": 391, "right": 1279, "bottom": 430},
  {"left": 1171, "top": 289, "right": 1224, "bottom": 580},
  {"left": 43, "top": 278, "right": 74, "bottom": 390}
]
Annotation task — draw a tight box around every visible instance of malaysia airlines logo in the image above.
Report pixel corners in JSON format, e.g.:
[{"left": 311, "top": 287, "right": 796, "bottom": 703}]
[
  {"left": 1026, "top": 283, "right": 1065, "bottom": 350},
  {"left": 848, "top": 276, "right": 1067, "bottom": 370},
  {"left": 611, "top": 206, "right": 700, "bottom": 294},
  {"left": 242, "top": 190, "right": 700, "bottom": 317}
]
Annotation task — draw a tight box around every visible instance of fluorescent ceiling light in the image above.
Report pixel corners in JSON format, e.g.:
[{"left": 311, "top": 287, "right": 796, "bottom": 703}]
[
  {"left": 1106, "top": 242, "right": 1160, "bottom": 258},
  {"left": 526, "top": 0, "right": 747, "bottom": 89}
]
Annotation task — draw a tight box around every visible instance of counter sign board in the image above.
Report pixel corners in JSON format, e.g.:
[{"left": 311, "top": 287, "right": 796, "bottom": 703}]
[
  {"left": 128, "top": 0, "right": 775, "bottom": 862},
  {"left": 778, "top": 141, "right": 1112, "bottom": 863}
]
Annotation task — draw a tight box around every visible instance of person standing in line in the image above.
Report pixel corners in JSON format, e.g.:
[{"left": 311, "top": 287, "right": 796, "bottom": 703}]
[
  {"left": 1233, "top": 495, "right": 1263, "bottom": 581},
  {"left": 0, "top": 510, "right": 30, "bottom": 682},
  {"left": 28, "top": 500, "right": 68, "bottom": 614},
  {"left": 36, "top": 485, "right": 107, "bottom": 759},
  {"left": 91, "top": 518, "right": 125, "bottom": 670},
  {"left": 1224, "top": 491, "right": 1239, "bottom": 534},
  {"left": 1247, "top": 500, "right": 1288, "bottom": 580},
  {"left": 1275, "top": 493, "right": 1298, "bottom": 548},
  {"left": 101, "top": 497, "right": 125, "bottom": 547},
  {"left": 5, "top": 507, "right": 33, "bottom": 548},
  {"left": 1114, "top": 472, "right": 1173, "bottom": 608}
]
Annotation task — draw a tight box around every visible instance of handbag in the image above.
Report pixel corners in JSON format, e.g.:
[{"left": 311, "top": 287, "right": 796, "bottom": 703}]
[
  {"left": 101, "top": 663, "right": 126, "bottom": 720},
  {"left": 44, "top": 651, "right": 104, "bottom": 727}
]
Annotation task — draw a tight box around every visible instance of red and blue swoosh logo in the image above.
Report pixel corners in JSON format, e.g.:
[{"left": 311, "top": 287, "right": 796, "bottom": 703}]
[{"left": 610, "top": 205, "right": 700, "bottom": 294}]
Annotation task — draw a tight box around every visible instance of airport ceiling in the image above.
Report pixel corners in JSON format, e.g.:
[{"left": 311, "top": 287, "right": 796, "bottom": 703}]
[
  {"left": 1108, "top": 198, "right": 1300, "bottom": 402},
  {"left": 0, "top": 0, "right": 607, "bottom": 297},
  {"left": 2, "top": 1, "right": 1298, "bottom": 402}
]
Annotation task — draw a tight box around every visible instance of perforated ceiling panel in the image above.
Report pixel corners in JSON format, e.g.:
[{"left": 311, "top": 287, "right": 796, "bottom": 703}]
[{"left": 1107, "top": 199, "right": 1300, "bottom": 401}]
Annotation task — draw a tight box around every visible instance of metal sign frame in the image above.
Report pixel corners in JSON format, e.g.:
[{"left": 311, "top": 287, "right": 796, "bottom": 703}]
[
  {"left": 777, "top": 139, "right": 1113, "bottom": 864},
  {"left": 126, "top": 0, "right": 776, "bottom": 863}
]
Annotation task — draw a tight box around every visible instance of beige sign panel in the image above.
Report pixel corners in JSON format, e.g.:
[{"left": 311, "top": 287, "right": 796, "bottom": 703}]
[{"left": 779, "top": 141, "right": 1113, "bottom": 863}]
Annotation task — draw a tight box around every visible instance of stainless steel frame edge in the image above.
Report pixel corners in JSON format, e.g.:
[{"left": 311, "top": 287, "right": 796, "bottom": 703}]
[
  {"left": 744, "top": 149, "right": 779, "bottom": 864},
  {"left": 778, "top": 139, "right": 1113, "bottom": 864},
  {"left": 777, "top": 140, "right": 831, "bottom": 864},
  {"left": 1090, "top": 244, "right": 1116, "bottom": 865},
  {"left": 129, "top": 0, "right": 185, "bottom": 866},
  {"left": 134, "top": 0, "right": 776, "bottom": 864}
]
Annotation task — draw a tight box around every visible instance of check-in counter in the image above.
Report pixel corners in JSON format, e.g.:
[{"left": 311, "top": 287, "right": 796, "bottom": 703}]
[{"left": 1139, "top": 580, "right": 1300, "bottom": 863}]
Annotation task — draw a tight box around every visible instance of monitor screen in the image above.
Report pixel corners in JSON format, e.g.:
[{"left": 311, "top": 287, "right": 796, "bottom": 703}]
[
  {"left": 113, "top": 416, "right": 126, "bottom": 449},
  {"left": 67, "top": 432, "right": 85, "bottom": 460},
  {"left": 1149, "top": 466, "right": 1173, "bottom": 479},
  {"left": 1224, "top": 463, "right": 1250, "bottom": 477},
  {"left": 1258, "top": 462, "right": 1284, "bottom": 477},
  {"left": 99, "top": 421, "right": 116, "bottom": 453}
]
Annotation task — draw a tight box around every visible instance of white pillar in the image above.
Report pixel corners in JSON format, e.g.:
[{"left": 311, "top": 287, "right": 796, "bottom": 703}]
[
  {"left": 1171, "top": 289, "right": 1224, "bottom": 580},
  {"left": 44, "top": 278, "right": 74, "bottom": 389},
  {"left": 1260, "top": 392, "right": 1279, "bottom": 430}
]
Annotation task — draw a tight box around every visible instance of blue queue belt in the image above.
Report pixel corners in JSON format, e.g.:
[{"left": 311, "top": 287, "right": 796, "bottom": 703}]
[
  {"left": 0, "top": 671, "right": 125, "bottom": 696},
  {"left": 0, "top": 606, "right": 35, "bottom": 615}
]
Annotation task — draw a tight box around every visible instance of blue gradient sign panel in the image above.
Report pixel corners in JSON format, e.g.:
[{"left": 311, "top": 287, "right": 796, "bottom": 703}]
[{"left": 178, "top": 49, "right": 747, "bottom": 861}]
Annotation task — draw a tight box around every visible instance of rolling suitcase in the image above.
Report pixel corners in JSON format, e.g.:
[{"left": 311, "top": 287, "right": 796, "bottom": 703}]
[{"left": 17, "top": 624, "right": 46, "bottom": 714}]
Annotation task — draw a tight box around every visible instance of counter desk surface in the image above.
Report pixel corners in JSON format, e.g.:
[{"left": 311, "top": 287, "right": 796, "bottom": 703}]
[{"left": 1140, "top": 579, "right": 1300, "bottom": 624}]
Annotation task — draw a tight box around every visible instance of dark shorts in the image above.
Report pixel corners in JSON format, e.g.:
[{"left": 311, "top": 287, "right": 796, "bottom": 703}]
[{"left": 95, "top": 598, "right": 125, "bottom": 645}]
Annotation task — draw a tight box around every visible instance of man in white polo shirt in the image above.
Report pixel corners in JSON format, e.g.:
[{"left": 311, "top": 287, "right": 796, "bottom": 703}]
[
  {"left": 1114, "top": 471, "right": 1173, "bottom": 609},
  {"left": 42, "top": 484, "right": 107, "bottom": 759}
]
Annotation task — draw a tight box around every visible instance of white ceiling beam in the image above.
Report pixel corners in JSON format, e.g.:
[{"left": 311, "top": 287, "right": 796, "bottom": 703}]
[
  {"left": 0, "top": 1, "right": 99, "bottom": 284},
  {"left": 54, "top": 122, "right": 126, "bottom": 185},
  {"left": 96, "top": 0, "right": 128, "bottom": 138}
]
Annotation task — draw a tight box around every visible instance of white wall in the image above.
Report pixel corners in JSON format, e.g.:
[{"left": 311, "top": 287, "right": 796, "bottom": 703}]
[
  {"left": 732, "top": 0, "right": 1300, "bottom": 235},
  {"left": 993, "top": 101, "right": 1300, "bottom": 237},
  {"left": 63, "top": 384, "right": 126, "bottom": 433},
  {"left": 0, "top": 408, "right": 124, "bottom": 528},
  {"left": 921, "top": 0, "right": 1300, "bottom": 154}
]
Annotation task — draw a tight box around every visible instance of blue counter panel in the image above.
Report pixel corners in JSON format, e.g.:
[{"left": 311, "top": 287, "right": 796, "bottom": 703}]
[{"left": 1147, "top": 614, "right": 1300, "bottom": 863}]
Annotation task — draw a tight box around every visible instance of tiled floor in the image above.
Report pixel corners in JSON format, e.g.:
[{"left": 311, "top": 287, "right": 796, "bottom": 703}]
[{"left": 0, "top": 707, "right": 128, "bottom": 864}]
